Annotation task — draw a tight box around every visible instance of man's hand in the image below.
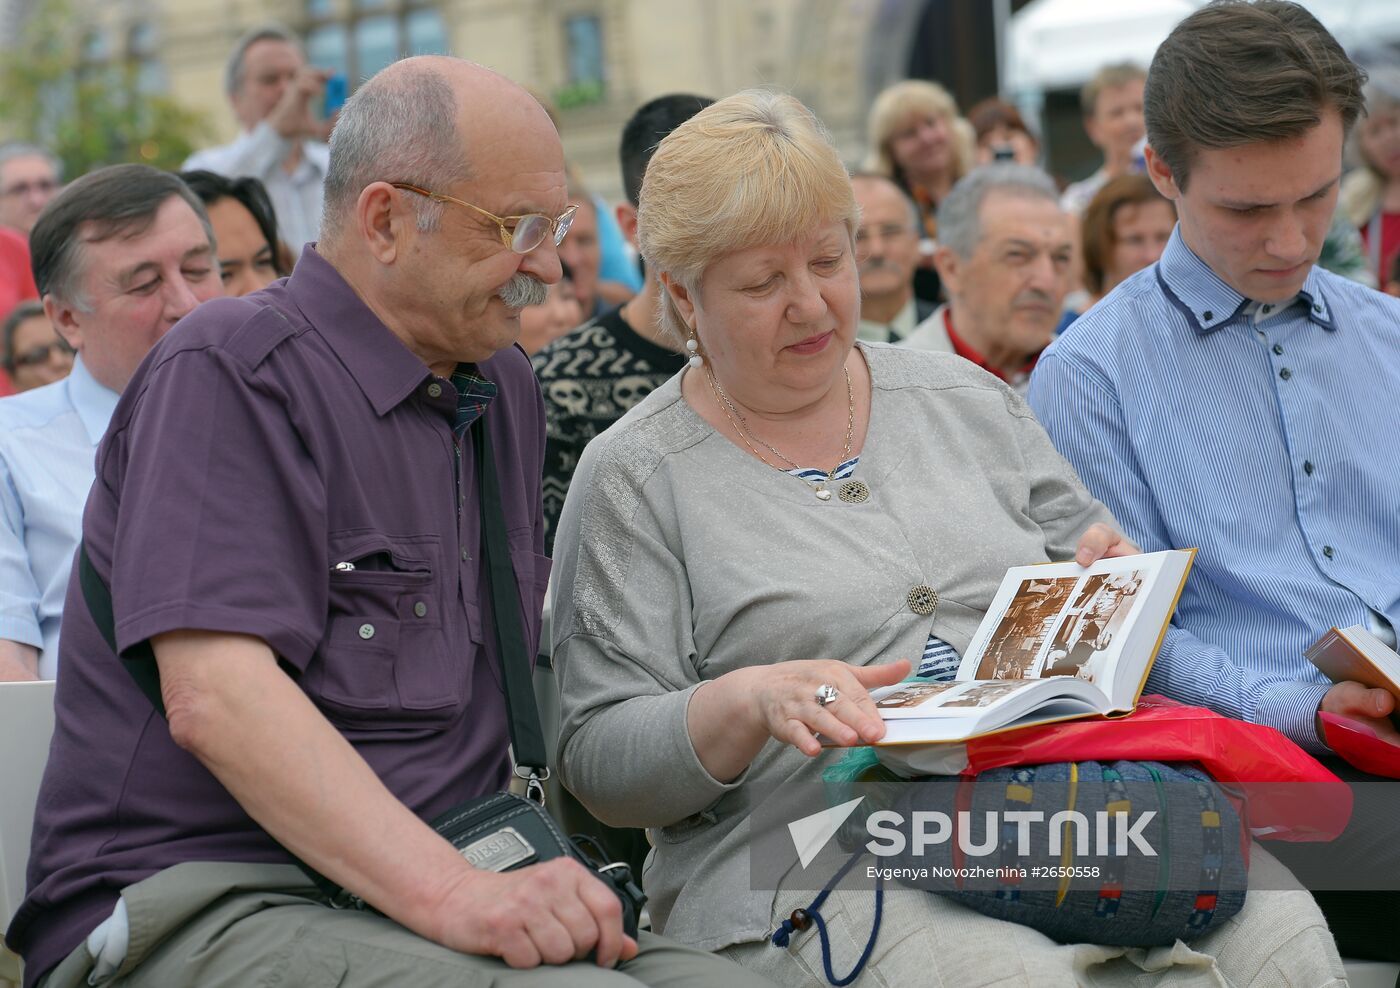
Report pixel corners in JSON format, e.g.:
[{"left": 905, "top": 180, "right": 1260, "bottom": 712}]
[
  {"left": 0, "top": 639, "right": 40, "bottom": 681},
  {"left": 266, "top": 67, "right": 333, "bottom": 141},
  {"left": 432, "top": 858, "right": 637, "bottom": 968},
  {"left": 1074, "top": 522, "right": 1139, "bottom": 566},
  {"left": 155, "top": 630, "right": 634, "bottom": 969},
  {"left": 1319, "top": 680, "right": 1400, "bottom": 747}
]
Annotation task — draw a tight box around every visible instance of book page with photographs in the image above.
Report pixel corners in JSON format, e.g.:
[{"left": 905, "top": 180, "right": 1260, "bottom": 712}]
[
  {"left": 955, "top": 550, "right": 1191, "bottom": 711},
  {"left": 868, "top": 675, "right": 1106, "bottom": 743},
  {"left": 874, "top": 678, "right": 1043, "bottom": 719}
]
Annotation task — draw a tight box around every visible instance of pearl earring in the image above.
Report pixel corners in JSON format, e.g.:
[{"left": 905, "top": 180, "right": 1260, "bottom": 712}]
[{"left": 685, "top": 333, "right": 703, "bottom": 368}]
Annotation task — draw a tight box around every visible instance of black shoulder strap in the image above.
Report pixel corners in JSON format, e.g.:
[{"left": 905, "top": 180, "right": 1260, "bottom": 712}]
[
  {"left": 470, "top": 415, "right": 550, "bottom": 782},
  {"left": 78, "top": 542, "right": 165, "bottom": 717}
]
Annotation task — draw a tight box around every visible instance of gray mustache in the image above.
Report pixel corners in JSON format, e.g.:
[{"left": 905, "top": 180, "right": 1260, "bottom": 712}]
[{"left": 498, "top": 274, "right": 549, "bottom": 309}]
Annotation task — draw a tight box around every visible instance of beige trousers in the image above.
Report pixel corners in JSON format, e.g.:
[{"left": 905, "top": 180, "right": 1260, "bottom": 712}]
[{"left": 38, "top": 861, "right": 777, "bottom": 988}]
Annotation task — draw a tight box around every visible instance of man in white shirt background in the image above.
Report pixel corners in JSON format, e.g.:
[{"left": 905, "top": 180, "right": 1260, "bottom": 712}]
[
  {"left": 0, "top": 165, "right": 222, "bottom": 681},
  {"left": 184, "top": 24, "right": 334, "bottom": 254}
]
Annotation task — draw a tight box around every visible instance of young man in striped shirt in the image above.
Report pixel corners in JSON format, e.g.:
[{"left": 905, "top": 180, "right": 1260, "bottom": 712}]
[{"left": 1029, "top": 0, "right": 1400, "bottom": 961}]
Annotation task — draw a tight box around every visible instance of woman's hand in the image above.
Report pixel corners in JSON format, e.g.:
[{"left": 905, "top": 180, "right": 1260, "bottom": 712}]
[
  {"left": 1074, "top": 522, "right": 1139, "bottom": 566},
  {"left": 749, "top": 658, "right": 912, "bottom": 757}
]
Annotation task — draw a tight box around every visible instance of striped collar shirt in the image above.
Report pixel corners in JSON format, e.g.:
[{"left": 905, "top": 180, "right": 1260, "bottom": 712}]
[
  {"left": 1027, "top": 228, "right": 1400, "bottom": 752},
  {"left": 0, "top": 356, "right": 119, "bottom": 678}
]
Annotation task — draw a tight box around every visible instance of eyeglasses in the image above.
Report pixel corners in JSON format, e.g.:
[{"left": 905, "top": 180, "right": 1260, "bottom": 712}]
[
  {"left": 1, "top": 179, "right": 58, "bottom": 200},
  {"left": 390, "top": 183, "right": 577, "bottom": 254},
  {"left": 11, "top": 338, "right": 73, "bottom": 369},
  {"left": 854, "top": 223, "right": 917, "bottom": 259}
]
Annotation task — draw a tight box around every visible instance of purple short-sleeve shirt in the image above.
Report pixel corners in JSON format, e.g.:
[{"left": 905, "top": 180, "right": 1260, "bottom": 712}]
[{"left": 8, "top": 247, "right": 551, "bottom": 984}]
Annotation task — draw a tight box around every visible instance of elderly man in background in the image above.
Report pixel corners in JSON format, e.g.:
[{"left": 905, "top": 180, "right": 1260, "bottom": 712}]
[
  {"left": 851, "top": 172, "right": 934, "bottom": 343},
  {"left": 184, "top": 23, "right": 331, "bottom": 252},
  {"left": 8, "top": 54, "right": 771, "bottom": 988},
  {"left": 0, "top": 165, "right": 221, "bottom": 683},
  {"left": 0, "top": 143, "right": 61, "bottom": 237},
  {"left": 903, "top": 164, "right": 1074, "bottom": 393}
]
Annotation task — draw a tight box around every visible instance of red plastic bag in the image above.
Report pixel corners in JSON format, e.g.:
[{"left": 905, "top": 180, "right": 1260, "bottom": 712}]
[
  {"left": 1319, "top": 711, "right": 1400, "bottom": 779},
  {"left": 879, "top": 696, "right": 1351, "bottom": 842}
]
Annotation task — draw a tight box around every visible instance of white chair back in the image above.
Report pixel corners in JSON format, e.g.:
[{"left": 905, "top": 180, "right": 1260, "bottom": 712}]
[{"left": 0, "top": 680, "right": 57, "bottom": 934}]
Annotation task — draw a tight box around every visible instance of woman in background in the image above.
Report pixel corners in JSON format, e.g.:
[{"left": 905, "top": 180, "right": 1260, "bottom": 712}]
[
  {"left": 1, "top": 300, "right": 71, "bottom": 392},
  {"left": 864, "top": 80, "right": 973, "bottom": 304},
  {"left": 518, "top": 259, "right": 584, "bottom": 356},
  {"left": 1058, "top": 174, "right": 1176, "bottom": 334},
  {"left": 180, "top": 170, "right": 288, "bottom": 296},
  {"left": 967, "top": 98, "right": 1041, "bottom": 168}
]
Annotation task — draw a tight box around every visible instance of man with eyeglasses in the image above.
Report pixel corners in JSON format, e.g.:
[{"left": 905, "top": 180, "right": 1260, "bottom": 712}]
[
  {"left": 10, "top": 55, "right": 774, "bottom": 988},
  {"left": 851, "top": 172, "right": 935, "bottom": 343},
  {"left": 0, "top": 143, "right": 61, "bottom": 238},
  {"left": 0, "top": 165, "right": 221, "bottom": 686}
]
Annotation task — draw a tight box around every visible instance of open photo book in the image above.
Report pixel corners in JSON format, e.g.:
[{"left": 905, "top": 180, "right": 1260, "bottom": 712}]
[{"left": 868, "top": 549, "right": 1196, "bottom": 745}]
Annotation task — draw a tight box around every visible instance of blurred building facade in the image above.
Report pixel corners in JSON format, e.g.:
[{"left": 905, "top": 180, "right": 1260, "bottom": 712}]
[{"left": 3, "top": 0, "right": 1011, "bottom": 202}]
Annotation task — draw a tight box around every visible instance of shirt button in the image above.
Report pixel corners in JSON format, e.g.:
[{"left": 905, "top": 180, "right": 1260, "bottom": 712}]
[
  {"left": 413, "top": 601, "right": 428, "bottom": 618},
  {"left": 1313, "top": 303, "right": 1323, "bottom": 313},
  {"left": 1303, "top": 460, "right": 1314, "bottom": 475},
  {"left": 907, "top": 585, "right": 939, "bottom": 616},
  {"left": 1278, "top": 367, "right": 1292, "bottom": 381},
  {"left": 461, "top": 547, "right": 470, "bottom": 561},
  {"left": 1272, "top": 343, "right": 1283, "bottom": 355},
  {"left": 358, "top": 623, "right": 376, "bottom": 640},
  {"left": 1323, "top": 545, "right": 1335, "bottom": 559},
  {"left": 1261, "top": 304, "right": 1272, "bottom": 314},
  {"left": 427, "top": 382, "right": 443, "bottom": 398},
  {"left": 1202, "top": 310, "right": 1214, "bottom": 321}
]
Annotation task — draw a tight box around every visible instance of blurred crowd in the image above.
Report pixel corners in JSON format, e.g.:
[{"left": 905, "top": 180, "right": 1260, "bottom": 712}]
[{"left": 3, "top": 4, "right": 1400, "bottom": 987}]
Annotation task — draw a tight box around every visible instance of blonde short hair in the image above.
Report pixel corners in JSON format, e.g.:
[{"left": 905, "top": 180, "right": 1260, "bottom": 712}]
[
  {"left": 638, "top": 89, "right": 858, "bottom": 342},
  {"left": 862, "top": 79, "right": 973, "bottom": 189}
]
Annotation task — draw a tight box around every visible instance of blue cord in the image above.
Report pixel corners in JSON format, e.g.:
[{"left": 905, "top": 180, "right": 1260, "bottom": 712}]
[{"left": 771, "top": 851, "right": 884, "bottom": 987}]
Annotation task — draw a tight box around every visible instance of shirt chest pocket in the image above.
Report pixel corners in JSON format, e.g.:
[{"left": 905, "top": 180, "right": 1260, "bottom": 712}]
[{"left": 309, "top": 532, "right": 464, "bottom": 733}]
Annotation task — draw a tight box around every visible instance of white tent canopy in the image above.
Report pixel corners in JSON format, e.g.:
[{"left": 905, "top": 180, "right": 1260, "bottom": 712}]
[
  {"left": 1007, "top": 0, "right": 1400, "bottom": 97},
  {"left": 1006, "top": 0, "right": 1198, "bottom": 95}
]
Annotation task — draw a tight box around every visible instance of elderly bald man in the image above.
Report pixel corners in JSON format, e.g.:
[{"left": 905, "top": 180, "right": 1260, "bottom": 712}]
[{"left": 10, "top": 56, "right": 774, "bottom": 988}]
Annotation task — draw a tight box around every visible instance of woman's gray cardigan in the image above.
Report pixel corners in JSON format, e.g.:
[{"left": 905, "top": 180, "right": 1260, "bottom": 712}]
[{"left": 550, "top": 343, "right": 1114, "bottom": 951}]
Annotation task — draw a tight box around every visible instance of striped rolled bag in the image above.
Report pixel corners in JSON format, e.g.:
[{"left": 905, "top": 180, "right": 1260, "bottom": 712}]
[{"left": 871, "top": 760, "right": 1249, "bottom": 946}]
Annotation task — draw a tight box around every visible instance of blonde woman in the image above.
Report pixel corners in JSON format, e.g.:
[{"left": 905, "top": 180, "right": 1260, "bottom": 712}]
[
  {"left": 1340, "top": 68, "right": 1400, "bottom": 283},
  {"left": 551, "top": 90, "right": 1342, "bottom": 988},
  {"left": 863, "top": 80, "right": 973, "bottom": 302}
]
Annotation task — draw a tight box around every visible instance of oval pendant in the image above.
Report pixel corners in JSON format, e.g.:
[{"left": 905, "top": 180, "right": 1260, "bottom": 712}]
[{"left": 815, "top": 488, "right": 833, "bottom": 501}]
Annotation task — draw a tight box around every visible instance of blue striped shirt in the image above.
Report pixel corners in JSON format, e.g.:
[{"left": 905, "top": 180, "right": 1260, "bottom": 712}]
[
  {"left": 0, "top": 357, "right": 118, "bottom": 678},
  {"left": 1028, "top": 228, "right": 1400, "bottom": 752},
  {"left": 787, "top": 455, "right": 962, "bottom": 680}
]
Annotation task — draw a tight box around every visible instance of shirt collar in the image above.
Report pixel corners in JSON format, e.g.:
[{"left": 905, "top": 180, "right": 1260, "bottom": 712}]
[
  {"left": 1155, "top": 227, "right": 1335, "bottom": 335},
  {"left": 285, "top": 244, "right": 436, "bottom": 416},
  {"left": 66, "top": 354, "right": 120, "bottom": 445},
  {"left": 944, "top": 309, "right": 1040, "bottom": 383},
  {"left": 858, "top": 297, "right": 919, "bottom": 343}
]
